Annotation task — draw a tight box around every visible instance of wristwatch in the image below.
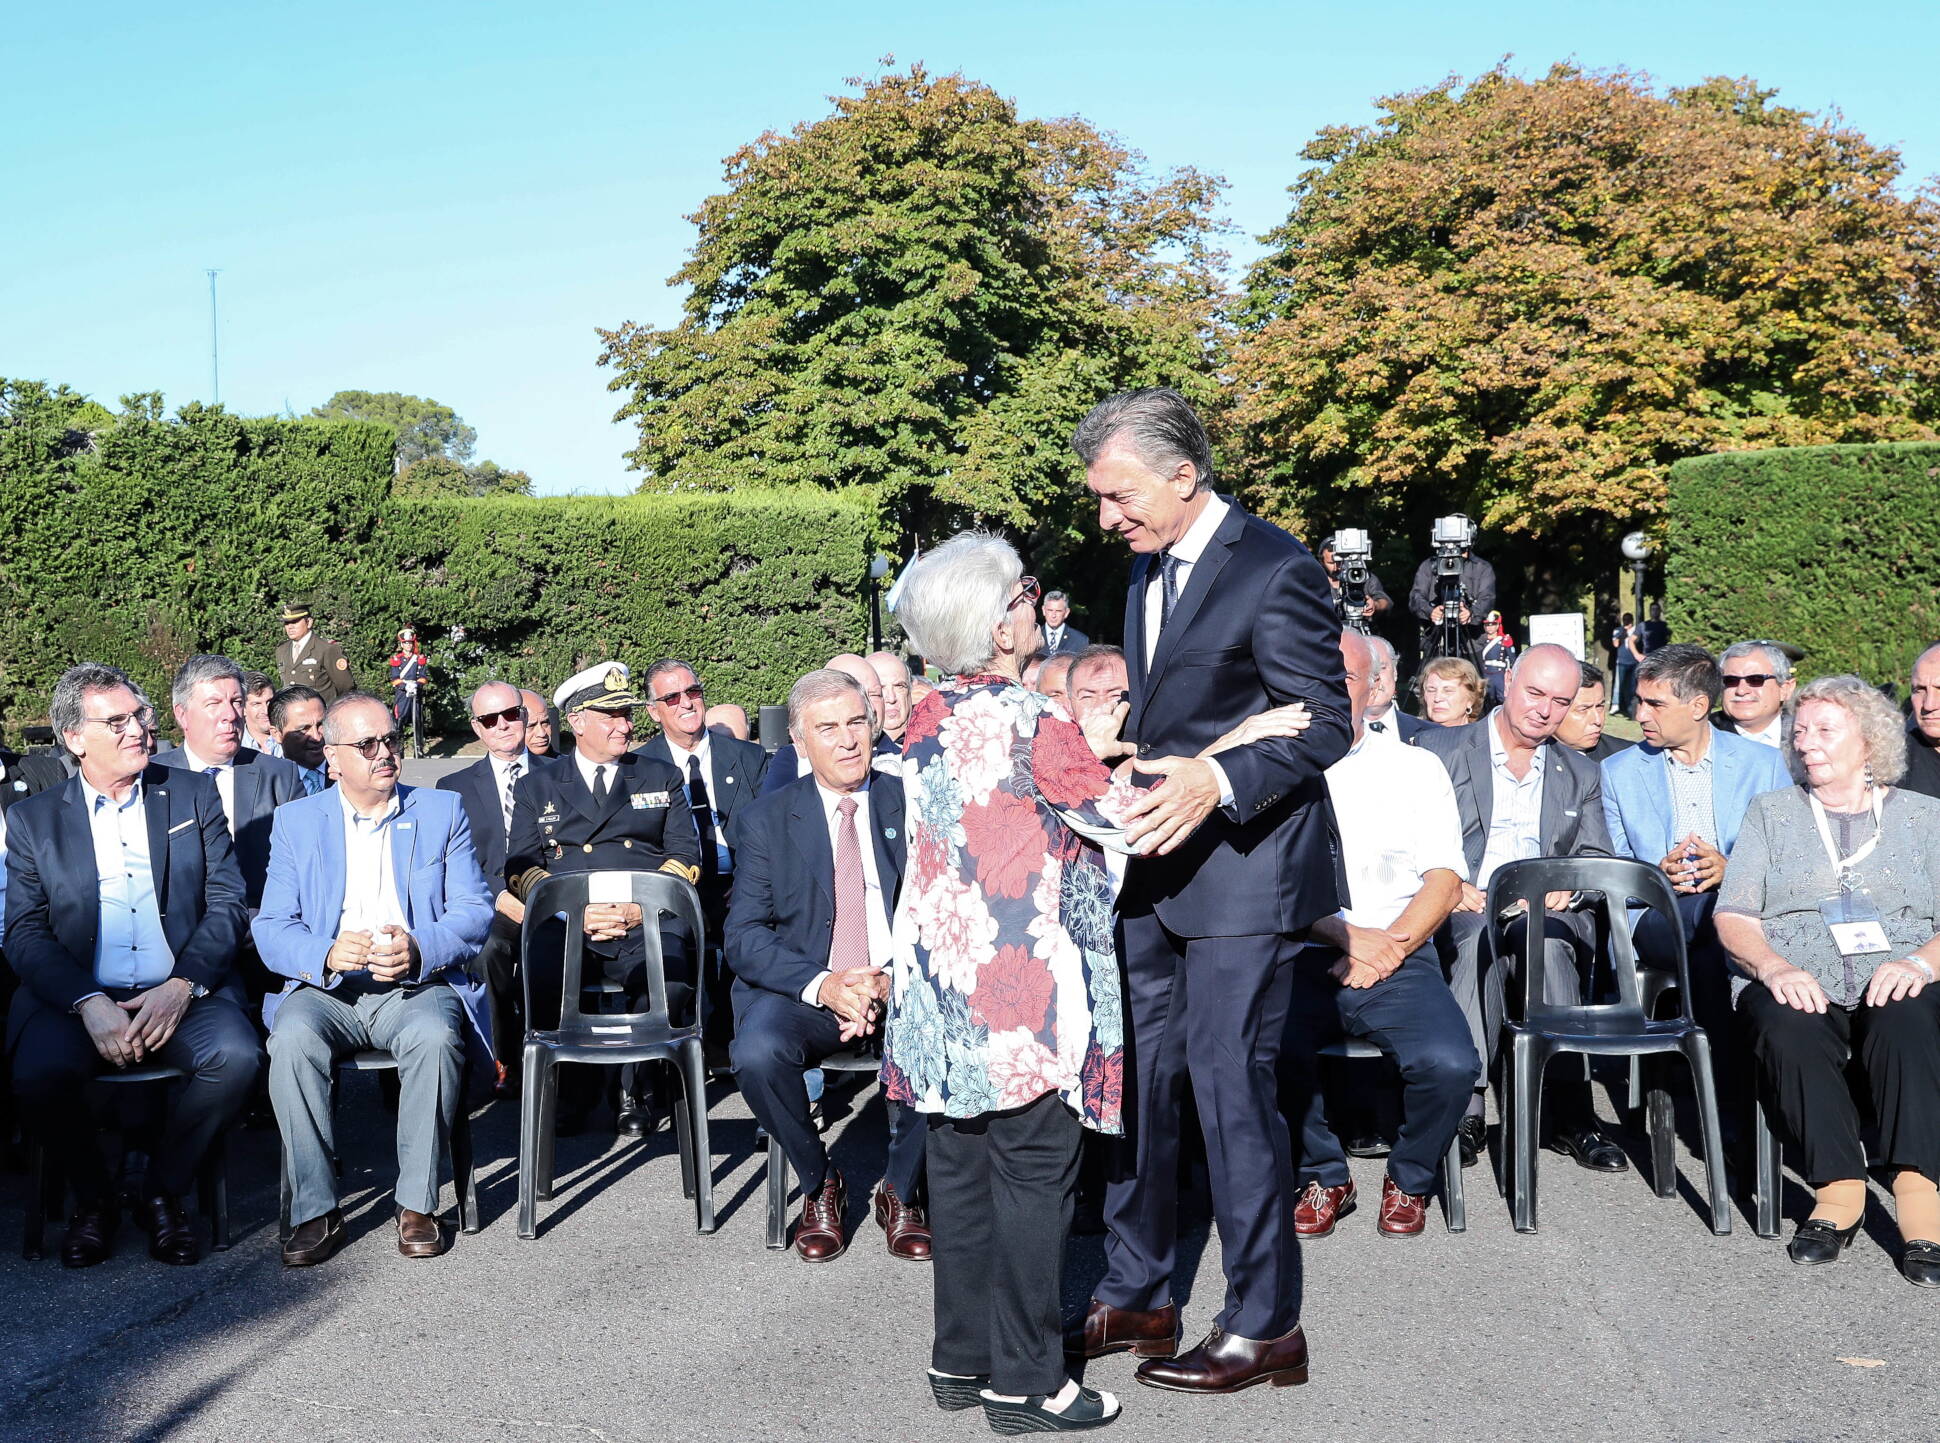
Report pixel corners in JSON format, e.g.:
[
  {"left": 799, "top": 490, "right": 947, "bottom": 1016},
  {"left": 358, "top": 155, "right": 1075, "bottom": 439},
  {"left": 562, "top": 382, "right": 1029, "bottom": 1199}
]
[{"left": 183, "top": 980, "right": 210, "bottom": 1000}]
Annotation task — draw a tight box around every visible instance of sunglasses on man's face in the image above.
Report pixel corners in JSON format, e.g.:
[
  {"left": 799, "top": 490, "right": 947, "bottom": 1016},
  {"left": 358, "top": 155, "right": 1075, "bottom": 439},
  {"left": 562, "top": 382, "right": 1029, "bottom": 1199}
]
[
  {"left": 332, "top": 731, "right": 403, "bottom": 760},
  {"left": 654, "top": 684, "right": 705, "bottom": 707},
  {"left": 1722, "top": 673, "right": 1779, "bottom": 689},
  {"left": 471, "top": 706, "right": 525, "bottom": 728}
]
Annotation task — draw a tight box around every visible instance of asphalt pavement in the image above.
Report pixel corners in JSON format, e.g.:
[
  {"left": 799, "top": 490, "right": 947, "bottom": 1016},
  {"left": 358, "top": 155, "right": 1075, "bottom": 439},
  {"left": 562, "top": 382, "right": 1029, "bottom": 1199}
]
[{"left": 1, "top": 754, "right": 1933, "bottom": 1442}]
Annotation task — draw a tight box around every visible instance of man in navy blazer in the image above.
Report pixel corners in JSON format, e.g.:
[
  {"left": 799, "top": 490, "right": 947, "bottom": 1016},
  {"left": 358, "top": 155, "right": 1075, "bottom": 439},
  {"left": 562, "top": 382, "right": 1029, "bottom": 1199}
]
[
  {"left": 254, "top": 693, "right": 493, "bottom": 1267},
  {"left": 759, "top": 653, "right": 901, "bottom": 796},
  {"left": 1066, "top": 389, "right": 1351, "bottom": 1395},
  {"left": 5, "top": 663, "right": 257, "bottom": 1268},
  {"left": 726, "top": 669, "right": 927, "bottom": 1263}
]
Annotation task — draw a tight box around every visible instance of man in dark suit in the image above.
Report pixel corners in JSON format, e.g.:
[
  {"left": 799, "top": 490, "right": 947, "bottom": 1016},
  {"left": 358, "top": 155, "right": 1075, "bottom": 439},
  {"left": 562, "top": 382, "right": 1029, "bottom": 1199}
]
[
  {"left": 1064, "top": 389, "right": 1351, "bottom": 1395},
  {"left": 270, "top": 686, "right": 331, "bottom": 796},
  {"left": 633, "top": 658, "right": 770, "bottom": 1048},
  {"left": 759, "top": 653, "right": 900, "bottom": 795},
  {"left": 153, "top": 654, "right": 306, "bottom": 912},
  {"left": 274, "top": 602, "right": 357, "bottom": 704},
  {"left": 1040, "top": 590, "right": 1089, "bottom": 657},
  {"left": 1415, "top": 644, "right": 1625, "bottom": 1172},
  {"left": 437, "top": 681, "right": 556, "bottom": 1077},
  {"left": 1555, "top": 662, "right": 1634, "bottom": 763},
  {"left": 1905, "top": 644, "right": 1940, "bottom": 801},
  {"left": 504, "top": 662, "right": 701, "bottom": 1135},
  {"left": 4, "top": 663, "right": 258, "bottom": 1268},
  {"left": 1361, "top": 636, "right": 1426, "bottom": 745},
  {"left": 726, "top": 668, "right": 928, "bottom": 1262},
  {"left": 1710, "top": 639, "right": 1797, "bottom": 751}
]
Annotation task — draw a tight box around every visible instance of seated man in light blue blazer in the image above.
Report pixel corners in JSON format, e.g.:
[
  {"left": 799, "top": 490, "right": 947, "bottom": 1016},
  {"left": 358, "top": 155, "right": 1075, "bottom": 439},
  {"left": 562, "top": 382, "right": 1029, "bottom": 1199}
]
[
  {"left": 1602, "top": 644, "right": 1790, "bottom": 1100},
  {"left": 253, "top": 693, "right": 493, "bottom": 1268}
]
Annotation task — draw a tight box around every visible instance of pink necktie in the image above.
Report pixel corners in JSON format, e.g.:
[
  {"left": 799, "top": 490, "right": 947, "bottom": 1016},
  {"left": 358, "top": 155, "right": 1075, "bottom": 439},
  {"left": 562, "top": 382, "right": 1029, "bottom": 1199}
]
[{"left": 832, "top": 797, "right": 869, "bottom": 972}]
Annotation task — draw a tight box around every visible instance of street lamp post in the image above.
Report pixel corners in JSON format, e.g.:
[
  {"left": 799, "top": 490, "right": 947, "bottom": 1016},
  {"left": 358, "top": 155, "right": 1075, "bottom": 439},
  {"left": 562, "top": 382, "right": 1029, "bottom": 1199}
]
[
  {"left": 1621, "top": 531, "right": 1652, "bottom": 620},
  {"left": 867, "top": 553, "right": 891, "bottom": 652}
]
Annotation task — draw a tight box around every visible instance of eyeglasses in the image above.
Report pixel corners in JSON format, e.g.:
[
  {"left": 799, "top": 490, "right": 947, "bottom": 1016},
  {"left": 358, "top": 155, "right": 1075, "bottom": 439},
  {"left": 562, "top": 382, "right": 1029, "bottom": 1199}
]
[
  {"left": 653, "top": 684, "right": 705, "bottom": 707},
  {"left": 471, "top": 706, "right": 525, "bottom": 728},
  {"left": 1722, "top": 673, "right": 1779, "bottom": 689},
  {"left": 1009, "top": 575, "right": 1041, "bottom": 610},
  {"left": 83, "top": 708, "right": 155, "bottom": 736},
  {"left": 331, "top": 731, "right": 403, "bottom": 759}
]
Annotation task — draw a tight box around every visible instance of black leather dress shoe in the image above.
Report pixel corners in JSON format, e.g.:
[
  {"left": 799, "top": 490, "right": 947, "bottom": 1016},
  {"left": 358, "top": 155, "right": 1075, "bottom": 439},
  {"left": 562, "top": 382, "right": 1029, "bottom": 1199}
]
[
  {"left": 1458, "top": 1116, "right": 1486, "bottom": 1169},
  {"left": 282, "top": 1208, "right": 348, "bottom": 1268},
  {"left": 1788, "top": 1216, "right": 1861, "bottom": 1266},
  {"left": 1344, "top": 1133, "right": 1393, "bottom": 1159},
  {"left": 1547, "top": 1126, "right": 1628, "bottom": 1173},
  {"left": 616, "top": 1091, "right": 660, "bottom": 1138},
  {"left": 1900, "top": 1240, "right": 1940, "bottom": 1287},
  {"left": 60, "top": 1206, "right": 116, "bottom": 1269},
  {"left": 142, "top": 1194, "right": 199, "bottom": 1266}
]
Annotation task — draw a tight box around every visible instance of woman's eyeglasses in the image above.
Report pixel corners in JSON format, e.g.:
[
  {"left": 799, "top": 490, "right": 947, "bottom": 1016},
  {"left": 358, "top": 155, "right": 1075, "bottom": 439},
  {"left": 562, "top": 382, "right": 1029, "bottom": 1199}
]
[{"left": 1009, "top": 575, "right": 1041, "bottom": 610}]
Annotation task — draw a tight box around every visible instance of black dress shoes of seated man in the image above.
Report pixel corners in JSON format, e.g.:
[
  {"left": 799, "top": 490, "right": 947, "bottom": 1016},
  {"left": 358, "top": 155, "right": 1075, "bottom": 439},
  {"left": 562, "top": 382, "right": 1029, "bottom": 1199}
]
[
  {"left": 1546, "top": 1124, "right": 1629, "bottom": 1173},
  {"left": 60, "top": 1194, "right": 202, "bottom": 1269}
]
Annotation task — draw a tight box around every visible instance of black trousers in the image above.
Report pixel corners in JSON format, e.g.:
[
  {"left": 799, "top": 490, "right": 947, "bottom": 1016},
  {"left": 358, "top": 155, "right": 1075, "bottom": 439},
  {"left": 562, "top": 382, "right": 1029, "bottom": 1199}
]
[
  {"left": 1283, "top": 947, "right": 1480, "bottom": 1197},
  {"left": 731, "top": 987, "right": 923, "bottom": 1199},
  {"left": 1741, "top": 983, "right": 1940, "bottom": 1187},
  {"left": 1635, "top": 890, "right": 1744, "bottom": 1115},
  {"left": 929, "top": 1093, "right": 1080, "bottom": 1397},
  {"left": 523, "top": 913, "right": 695, "bottom": 1110},
  {"left": 10, "top": 991, "right": 260, "bottom": 1203},
  {"left": 1100, "top": 913, "right": 1298, "bottom": 1339},
  {"left": 477, "top": 912, "right": 523, "bottom": 1070}
]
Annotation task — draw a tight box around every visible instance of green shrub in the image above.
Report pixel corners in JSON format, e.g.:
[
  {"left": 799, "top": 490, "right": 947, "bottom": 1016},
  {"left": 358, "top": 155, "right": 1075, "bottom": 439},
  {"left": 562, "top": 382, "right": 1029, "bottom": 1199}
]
[{"left": 1666, "top": 443, "right": 1940, "bottom": 684}]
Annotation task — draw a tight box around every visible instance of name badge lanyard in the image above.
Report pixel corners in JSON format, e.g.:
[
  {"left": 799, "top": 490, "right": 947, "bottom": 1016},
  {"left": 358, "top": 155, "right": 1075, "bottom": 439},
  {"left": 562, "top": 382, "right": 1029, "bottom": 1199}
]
[
  {"left": 1809, "top": 787, "right": 1885, "bottom": 890},
  {"left": 1810, "top": 787, "right": 1889, "bottom": 992}
]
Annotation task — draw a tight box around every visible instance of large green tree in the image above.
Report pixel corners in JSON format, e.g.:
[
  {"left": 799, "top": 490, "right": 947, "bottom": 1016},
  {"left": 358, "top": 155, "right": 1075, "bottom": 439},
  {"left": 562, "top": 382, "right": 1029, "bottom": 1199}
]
[
  {"left": 1228, "top": 65, "right": 1940, "bottom": 601},
  {"left": 310, "top": 390, "right": 478, "bottom": 466},
  {"left": 598, "top": 65, "right": 1228, "bottom": 569}
]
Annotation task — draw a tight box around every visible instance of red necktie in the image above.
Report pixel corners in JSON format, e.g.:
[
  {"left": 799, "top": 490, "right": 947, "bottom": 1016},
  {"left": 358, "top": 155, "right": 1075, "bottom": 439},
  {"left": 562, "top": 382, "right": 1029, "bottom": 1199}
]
[{"left": 831, "top": 796, "right": 869, "bottom": 972}]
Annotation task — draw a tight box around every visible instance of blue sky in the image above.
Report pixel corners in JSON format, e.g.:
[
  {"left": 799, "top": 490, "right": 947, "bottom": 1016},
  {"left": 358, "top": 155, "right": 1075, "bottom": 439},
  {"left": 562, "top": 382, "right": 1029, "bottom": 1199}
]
[{"left": 6, "top": 1, "right": 1935, "bottom": 495}]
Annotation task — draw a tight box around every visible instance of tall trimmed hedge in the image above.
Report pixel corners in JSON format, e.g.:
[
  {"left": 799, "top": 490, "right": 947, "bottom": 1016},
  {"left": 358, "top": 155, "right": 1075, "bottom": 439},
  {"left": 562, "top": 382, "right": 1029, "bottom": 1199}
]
[
  {"left": 1667, "top": 443, "right": 1940, "bottom": 683},
  {"left": 0, "top": 381, "right": 879, "bottom": 732}
]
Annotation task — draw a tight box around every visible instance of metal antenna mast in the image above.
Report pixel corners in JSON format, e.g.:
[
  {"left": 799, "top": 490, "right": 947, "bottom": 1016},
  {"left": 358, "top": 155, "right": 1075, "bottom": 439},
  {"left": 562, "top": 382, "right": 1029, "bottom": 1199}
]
[{"left": 206, "top": 268, "right": 222, "bottom": 404}]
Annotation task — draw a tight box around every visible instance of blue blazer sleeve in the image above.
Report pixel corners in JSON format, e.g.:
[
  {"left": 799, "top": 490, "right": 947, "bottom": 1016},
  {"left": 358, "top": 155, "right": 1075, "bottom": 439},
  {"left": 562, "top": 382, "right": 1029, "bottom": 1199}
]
[{"left": 411, "top": 801, "right": 493, "bottom": 981}]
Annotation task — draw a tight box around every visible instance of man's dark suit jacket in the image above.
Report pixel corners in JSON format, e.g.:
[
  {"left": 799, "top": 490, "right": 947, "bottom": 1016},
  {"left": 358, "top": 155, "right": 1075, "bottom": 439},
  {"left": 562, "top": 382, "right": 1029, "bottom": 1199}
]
[
  {"left": 1123, "top": 499, "right": 1352, "bottom": 938},
  {"left": 1043, "top": 625, "right": 1090, "bottom": 658},
  {"left": 724, "top": 774, "right": 904, "bottom": 1005},
  {"left": 152, "top": 745, "right": 305, "bottom": 908},
  {"left": 1413, "top": 715, "right": 1614, "bottom": 877},
  {"left": 3, "top": 766, "right": 247, "bottom": 1046},
  {"left": 1375, "top": 709, "right": 1426, "bottom": 743},
  {"left": 1903, "top": 727, "right": 1940, "bottom": 802},
  {"left": 1, "top": 748, "right": 65, "bottom": 815},
  {"left": 759, "top": 733, "right": 901, "bottom": 798},
  {"left": 633, "top": 732, "right": 770, "bottom": 855},
  {"left": 437, "top": 752, "right": 557, "bottom": 892}
]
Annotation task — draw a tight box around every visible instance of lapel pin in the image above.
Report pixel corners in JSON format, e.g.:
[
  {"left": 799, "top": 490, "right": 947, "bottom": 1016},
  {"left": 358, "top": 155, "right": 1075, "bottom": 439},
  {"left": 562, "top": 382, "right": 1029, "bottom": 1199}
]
[
  {"left": 884, "top": 827, "right": 897, "bottom": 840},
  {"left": 725, "top": 776, "right": 733, "bottom": 785}
]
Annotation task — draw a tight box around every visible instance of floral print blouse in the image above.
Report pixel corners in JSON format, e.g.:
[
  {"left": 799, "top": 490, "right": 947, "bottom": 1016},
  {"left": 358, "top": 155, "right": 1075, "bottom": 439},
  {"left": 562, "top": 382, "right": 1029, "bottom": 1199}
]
[{"left": 882, "top": 675, "right": 1141, "bottom": 1133}]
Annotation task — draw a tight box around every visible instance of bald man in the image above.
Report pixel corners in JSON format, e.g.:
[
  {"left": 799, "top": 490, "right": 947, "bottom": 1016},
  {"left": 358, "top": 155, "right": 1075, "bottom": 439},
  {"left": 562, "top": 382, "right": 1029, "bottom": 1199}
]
[
  {"left": 760, "top": 652, "right": 903, "bottom": 796},
  {"left": 1904, "top": 644, "right": 1940, "bottom": 801},
  {"left": 866, "top": 651, "right": 912, "bottom": 745},
  {"left": 1414, "top": 644, "right": 1626, "bottom": 1172}
]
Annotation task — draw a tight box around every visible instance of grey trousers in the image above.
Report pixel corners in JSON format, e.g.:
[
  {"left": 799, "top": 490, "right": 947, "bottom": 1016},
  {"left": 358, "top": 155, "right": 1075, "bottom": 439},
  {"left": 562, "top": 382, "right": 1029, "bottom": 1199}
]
[
  {"left": 1444, "top": 909, "right": 1591, "bottom": 1075},
  {"left": 269, "top": 983, "right": 466, "bottom": 1226}
]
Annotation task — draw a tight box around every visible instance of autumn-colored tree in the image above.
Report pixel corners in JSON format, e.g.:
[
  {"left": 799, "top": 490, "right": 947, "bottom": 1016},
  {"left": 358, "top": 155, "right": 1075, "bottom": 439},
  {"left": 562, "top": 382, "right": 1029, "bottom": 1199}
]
[
  {"left": 1228, "top": 65, "right": 1940, "bottom": 594},
  {"left": 598, "top": 65, "right": 1228, "bottom": 566}
]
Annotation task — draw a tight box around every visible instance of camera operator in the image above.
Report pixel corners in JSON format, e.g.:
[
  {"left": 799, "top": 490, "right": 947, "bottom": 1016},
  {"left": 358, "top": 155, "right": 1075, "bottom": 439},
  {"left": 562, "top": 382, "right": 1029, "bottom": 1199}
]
[
  {"left": 1321, "top": 529, "right": 1391, "bottom": 632},
  {"left": 1408, "top": 514, "right": 1496, "bottom": 662}
]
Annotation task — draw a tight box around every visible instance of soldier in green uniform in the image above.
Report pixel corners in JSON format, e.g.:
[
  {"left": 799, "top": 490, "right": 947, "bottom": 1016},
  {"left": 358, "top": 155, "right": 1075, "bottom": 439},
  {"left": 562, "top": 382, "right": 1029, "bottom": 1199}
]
[
  {"left": 505, "top": 662, "right": 701, "bottom": 1134},
  {"left": 274, "top": 603, "right": 357, "bottom": 704}
]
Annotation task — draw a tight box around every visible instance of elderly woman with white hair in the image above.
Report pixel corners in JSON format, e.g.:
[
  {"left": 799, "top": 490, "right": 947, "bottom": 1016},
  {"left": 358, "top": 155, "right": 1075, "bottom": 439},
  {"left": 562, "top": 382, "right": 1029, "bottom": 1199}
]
[
  {"left": 1717, "top": 675, "right": 1940, "bottom": 1285},
  {"left": 883, "top": 530, "right": 1142, "bottom": 1433}
]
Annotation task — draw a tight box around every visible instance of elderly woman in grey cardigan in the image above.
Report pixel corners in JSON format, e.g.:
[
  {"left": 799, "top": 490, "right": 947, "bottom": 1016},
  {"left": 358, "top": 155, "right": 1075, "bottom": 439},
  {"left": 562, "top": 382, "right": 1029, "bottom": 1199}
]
[{"left": 1716, "top": 675, "right": 1940, "bottom": 1286}]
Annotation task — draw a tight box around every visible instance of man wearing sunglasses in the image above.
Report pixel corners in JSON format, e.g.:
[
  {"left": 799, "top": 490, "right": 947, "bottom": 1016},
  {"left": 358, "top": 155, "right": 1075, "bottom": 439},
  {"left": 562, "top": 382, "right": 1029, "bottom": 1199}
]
[
  {"left": 6, "top": 663, "right": 257, "bottom": 1269},
  {"left": 1710, "top": 640, "right": 1798, "bottom": 750},
  {"left": 254, "top": 692, "right": 494, "bottom": 1266},
  {"left": 437, "top": 682, "right": 557, "bottom": 1081}
]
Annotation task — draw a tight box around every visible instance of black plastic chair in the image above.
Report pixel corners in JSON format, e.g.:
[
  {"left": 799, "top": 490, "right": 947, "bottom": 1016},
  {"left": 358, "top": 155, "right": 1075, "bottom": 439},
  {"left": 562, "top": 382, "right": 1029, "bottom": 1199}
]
[
  {"left": 516, "top": 870, "right": 713, "bottom": 1237},
  {"left": 762, "top": 1048, "right": 881, "bottom": 1249},
  {"left": 22, "top": 1065, "right": 231, "bottom": 1260},
  {"left": 1488, "top": 857, "right": 1731, "bottom": 1235},
  {"left": 275, "top": 1048, "right": 479, "bottom": 1240},
  {"left": 1316, "top": 1037, "right": 1466, "bottom": 1233}
]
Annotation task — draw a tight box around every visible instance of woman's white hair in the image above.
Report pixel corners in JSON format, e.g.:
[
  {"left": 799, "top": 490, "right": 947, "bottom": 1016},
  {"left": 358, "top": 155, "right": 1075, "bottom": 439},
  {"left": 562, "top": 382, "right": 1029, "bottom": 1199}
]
[
  {"left": 893, "top": 530, "right": 1022, "bottom": 677},
  {"left": 1787, "top": 674, "right": 1909, "bottom": 786}
]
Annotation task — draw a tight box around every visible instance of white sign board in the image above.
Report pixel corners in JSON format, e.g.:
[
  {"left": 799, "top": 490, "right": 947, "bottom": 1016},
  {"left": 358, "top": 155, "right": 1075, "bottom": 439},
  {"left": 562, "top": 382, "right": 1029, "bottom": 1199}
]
[{"left": 1527, "top": 612, "right": 1586, "bottom": 660}]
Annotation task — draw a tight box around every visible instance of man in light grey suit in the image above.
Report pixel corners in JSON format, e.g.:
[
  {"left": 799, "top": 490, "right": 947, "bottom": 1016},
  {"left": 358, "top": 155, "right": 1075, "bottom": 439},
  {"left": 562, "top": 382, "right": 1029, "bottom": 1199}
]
[{"left": 1415, "top": 643, "right": 1625, "bottom": 1173}]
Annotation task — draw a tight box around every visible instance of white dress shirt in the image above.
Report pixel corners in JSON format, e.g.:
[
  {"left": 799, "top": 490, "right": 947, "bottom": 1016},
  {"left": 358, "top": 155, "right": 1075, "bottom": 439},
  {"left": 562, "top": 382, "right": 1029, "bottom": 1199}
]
[
  {"left": 574, "top": 752, "right": 617, "bottom": 796},
  {"left": 1139, "top": 494, "right": 1237, "bottom": 808},
  {"left": 664, "top": 734, "right": 733, "bottom": 874},
  {"left": 338, "top": 792, "right": 408, "bottom": 935},
  {"left": 1326, "top": 732, "right": 1468, "bottom": 928},
  {"left": 82, "top": 776, "right": 175, "bottom": 989},
  {"left": 487, "top": 750, "right": 534, "bottom": 837},
  {"left": 1477, "top": 709, "right": 1547, "bottom": 889},
  {"left": 802, "top": 779, "right": 892, "bottom": 1008},
  {"left": 180, "top": 744, "right": 237, "bottom": 836},
  {"left": 1361, "top": 707, "right": 1404, "bottom": 747},
  {"left": 1741, "top": 714, "right": 1784, "bottom": 748}
]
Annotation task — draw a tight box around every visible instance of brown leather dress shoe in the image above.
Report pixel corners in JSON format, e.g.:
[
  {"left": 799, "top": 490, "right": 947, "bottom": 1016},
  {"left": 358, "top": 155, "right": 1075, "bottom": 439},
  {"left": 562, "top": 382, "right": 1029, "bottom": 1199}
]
[
  {"left": 1063, "top": 1298, "right": 1181, "bottom": 1359},
  {"left": 1378, "top": 1175, "right": 1430, "bottom": 1237},
  {"left": 1135, "top": 1324, "right": 1309, "bottom": 1394},
  {"left": 282, "top": 1209, "right": 347, "bottom": 1268},
  {"left": 795, "top": 1169, "right": 847, "bottom": 1262},
  {"left": 1293, "top": 1179, "right": 1357, "bottom": 1237},
  {"left": 60, "top": 1205, "right": 116, "bottom": 1269},
  {"left": 874, "top": 1182, "right": 932, "bottom": 1261},
  {"left": 396, "top": 1208, "right": 448, "bottom": 1258},
  {"left": 142, "top": 1194, "right": 199, "bottom": 1266}
]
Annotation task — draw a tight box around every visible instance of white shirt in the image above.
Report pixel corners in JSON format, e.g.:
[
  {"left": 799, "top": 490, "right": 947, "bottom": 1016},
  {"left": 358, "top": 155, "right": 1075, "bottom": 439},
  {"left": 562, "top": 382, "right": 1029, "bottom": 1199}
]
[
  {"left": 1139, "top": 494, "right": 1237, "bottom": 807},
  {"left": 82, "top": 776, "right": 176, "bottom": 989},
  {"left": 180, "top": 744, "right": 237, "bottom": 836},
  {"left": 664, "top": 734, "right": 733, "bottom": 875},
  {"left": 574, "top": 752, "right": 617, "bottom": 797},
  {"left": 487, "top": 750, "right": 534, "bottom": 834},
  {"left": 1741, "top": 714, "right": 1784, "bottom": 748},
  {"left": 338, "top": 792, "right": 408, "bottom": 935},
  {"left": 802, "top": 779, "right": 893, "bottom": 1008},
  {"left": 1326, "top": 731, "right": 1469, "bottom": 928},
  {"left": 1478, "top": 710, "right": 1547, "bottom": 889},
  {"left": 1361, "top": 707, "right": 1404, "bottom": 747}
]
